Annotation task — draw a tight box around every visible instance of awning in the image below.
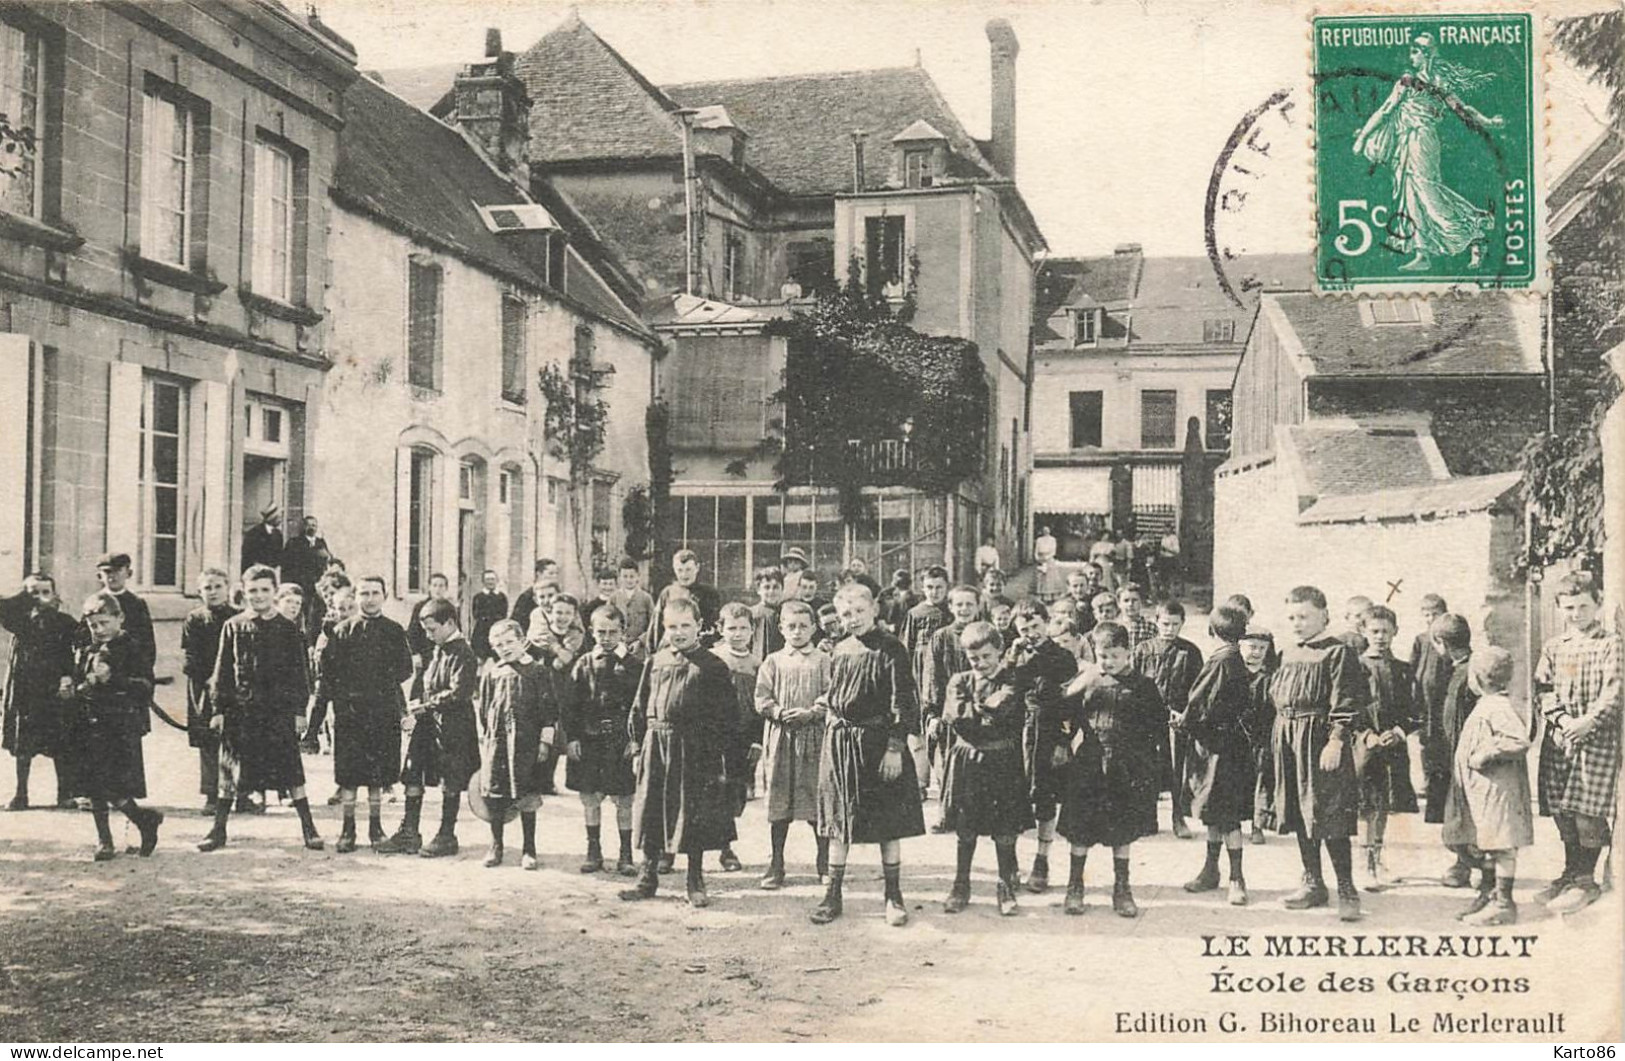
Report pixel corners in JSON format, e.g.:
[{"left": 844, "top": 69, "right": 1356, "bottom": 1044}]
[{"left": 1031, "top": 466, "right": 1110, "bottom": 514}]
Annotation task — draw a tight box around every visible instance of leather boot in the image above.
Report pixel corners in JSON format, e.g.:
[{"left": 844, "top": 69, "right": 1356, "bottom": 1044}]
[
  {"left": 197, "top": 800, "right": 232, "bottom": 852},
  {"left": 809, "top": 867, "right": 845, "bottom": 924},
  {"left": 619, "top": 858, "right": 660, "bottom": 901}
]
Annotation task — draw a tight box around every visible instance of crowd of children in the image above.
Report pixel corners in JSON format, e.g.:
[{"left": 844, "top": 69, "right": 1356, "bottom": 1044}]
[{"left": 2, "top": 545, "right": 1619, "bottom": 929}]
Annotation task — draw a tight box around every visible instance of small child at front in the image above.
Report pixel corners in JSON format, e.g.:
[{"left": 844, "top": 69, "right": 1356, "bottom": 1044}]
[
  {"left": 1450, "top": 647, "right": 1531, "bottom": 925},
  {"left": 753, "top": 600, "right": 832, "bottom": 889}
]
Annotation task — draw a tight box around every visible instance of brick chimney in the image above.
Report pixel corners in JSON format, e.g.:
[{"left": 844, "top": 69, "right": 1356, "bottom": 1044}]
[
  {"left": 449, "top": 28, "right": 531, "bottom": 186},
  {"left": 985, "top": 18, "right": 1019, "bottom": 179}
]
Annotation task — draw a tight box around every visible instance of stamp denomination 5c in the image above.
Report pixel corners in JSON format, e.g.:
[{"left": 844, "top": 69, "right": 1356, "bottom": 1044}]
[{"left": 1313, "top": 11, "right": 1543, "bottom": 293}]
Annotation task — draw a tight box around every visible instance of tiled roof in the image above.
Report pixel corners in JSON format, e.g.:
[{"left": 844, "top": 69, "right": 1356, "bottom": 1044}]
[
  {"left": 1271, "top": 292, "right": 1541, "bottom": 376},
  {"left": 1033, "top": 253, "right": 1142, "bottom": 339},
  {"left": 663, "top": 66, "right": 999, "bottom": 196},
  {"left": 1285, "top": 424, "right": 1445, "bottom": 497},
  {"left": 1130, "top": 254, "right": 1311, "bottom": 346},
  {"left": 332, "top": 74, "right": 649, "bottom": 338},
  {"left": 1298, "top": 471, "right": 1523, "bottom": 524},
  {"left": 513, "top": 15, "right": 685, "bottom": 165}
]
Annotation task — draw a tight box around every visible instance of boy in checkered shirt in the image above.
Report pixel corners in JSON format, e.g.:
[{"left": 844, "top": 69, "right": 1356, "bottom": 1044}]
[{"left": 1534, "top": 571, "right": 1622, "bottom": 915}]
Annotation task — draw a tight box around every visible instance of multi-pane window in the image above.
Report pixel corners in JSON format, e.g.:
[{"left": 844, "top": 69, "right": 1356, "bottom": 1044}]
[
  {"left": 500, "top": 295, "right": 527, "bottom": 404},
  {"left": 864, "top": 214, "right": 906, "bottom": 297},
  {"left": 407, "top": 258, "right": 442, "bottom": 390},
  {"left": 903, "top": 149, "right": 932, "bottom": 189},
  {"left": 141, "top": 89, "right": 194, "bottom": 266},
  {"left": 1073, "top": 309, "right": 1098, "bottom": 346},
  {"left": 1205, "top": 389, "right": 1233, "bottom": 451},
  {"left": 407, "top": 448, "right": 435, "bottom": 593},
  {"left": 0, "top": 21, "right": 43, "bottom": 218},
  {"left": 1139, "top": 389, "right": 1178, "bottom": 449},
  {"left": 139, "top": 376, "right": 188, "bottom": 589},
  {"left": 1370, "top": 298, "right": 1424, "bottom": 324},
  {"left": 1069, "top": 391, "right": 1103, "bottom": 448},
  {"left": 1202, "top": 318, "right": 1236, "bottom": 343},
  {"left": 253, "top": 139, "right": 294, "bottom": 301}
]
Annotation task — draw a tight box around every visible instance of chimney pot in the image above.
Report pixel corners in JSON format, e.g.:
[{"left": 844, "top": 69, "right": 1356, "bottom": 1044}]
[{"left": 485, "top": 27, "right": 502, "bottom": 58}]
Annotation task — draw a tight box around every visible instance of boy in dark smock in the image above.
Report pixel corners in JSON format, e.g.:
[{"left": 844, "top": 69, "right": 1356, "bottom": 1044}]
[
  {"left": 379, "top": 598, "right": 480, "bottom": 857},
  {"left": 1004, "top": 599, "right": 1077, "bottom": 893},
  {"left": 1135, "top": 600, "right": 1205, "bottom": 839},
  {"left": 70, "top": 592, "right": 162, "bottom": 861},
  {"left": 713, "top": 602, "right": 762, "bottom": 871},
  {"left": 1, "top": 574, "right": 77, "bottom": 810},
  {"left": 921, "top": 585, "right": 982, "bottom": 813},
  {"left": 810, "top": 583, "right": 925, "bottom": 927},
  {"left": 1353, "top": 605, "right": 1420, "bottom": 890},
  {"left": 319, "top": 575, "right": 413, "bottom": 852},
  {"left": 200, "top": 564, "right": 322, "bottom": 852},
  {"left": 939, "top": 622, "right": 1032, "bottom": 916},
  {"left": 898, "top": 566, "right": 952, "bottom": 683},
  {"left": 1056, "top": 621, "right": 1162, "bottom": 917},
  {"left": 476, "top": 620, "right": 559, "bottom": 869},
  {"left": 181, "top": 568, "right": 238, "bottom": 814},
  {"left": 1431, "top": 613, "right": 1480, "bottom": 890},
  {"left": 1239, "top": 624, "right": 1277, "bottom": 843},
  {"left": 1176, "top": 605, "right": 1255, "bottom": 906},
  {"left": 1411, "top": 594, "right": 1456, "bottom": 821},
  {"left": 469, "top": 569, "right": 509, "bottom": 661},
  {"left": 566, "top": 605, "right": 642, "bottom": 876},
  {"left": 621, "top": 596, "right": 741, "bottom": 908},
  {"left": 749, "top": 566, "right": 786, "bottom": 660},
  {"left": 1269, "top": 585, "right": 1369, "bottom": 922}
]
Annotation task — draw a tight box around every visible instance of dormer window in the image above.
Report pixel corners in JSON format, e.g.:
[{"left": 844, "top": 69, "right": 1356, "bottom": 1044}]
[
  {"left": 1361, "top": 298, "right": 1431, "bottom": 326},
  {"left": 1072, "top": 308, "right": 1099, "bottom": 347},
  {"left": 1202, "top": 318, "right": 1236, "bottom": 343},
  {"left": 903, "top": 149, "right": 933, "bottom": 189}
]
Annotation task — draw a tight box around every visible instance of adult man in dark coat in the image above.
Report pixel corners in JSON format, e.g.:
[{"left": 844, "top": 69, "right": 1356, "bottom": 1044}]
[
  {"left": 1, "top": 573, "right": 78, "bottom": 810},
  {"left": 468, "top": 570, "right": 509, "bottom": 661},
  {"left": 199, "top": 564, "right": 323, "bottom": 852},
  {"left": 318, "top": 575, "right": 413, "bottom": 852},
  {"left": 280, "top": 516, "right": 330, "bottom": 641},
  {"left": 240, "top": 508, "right": 285, "bottom": 574},
  {"left": 379, "top": 597, "right": 480, "bottom": 857}
]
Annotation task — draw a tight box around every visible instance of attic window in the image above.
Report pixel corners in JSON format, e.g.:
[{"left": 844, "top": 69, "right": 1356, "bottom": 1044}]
[
  {"left": 1073, "top": 309, "right": 1099, "bottom": 347},
  {"left": 1362, "top": 298, "right": 1431, "bottom": 326},
  {"left": 1202, "top": 318, "right": 1236, "bottom": 343},
  {"left": 903, "top": 149, "right": 933, "bottom": 189}
]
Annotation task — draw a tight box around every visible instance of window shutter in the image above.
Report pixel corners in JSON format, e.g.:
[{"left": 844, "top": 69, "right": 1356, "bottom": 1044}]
[
  {"left": 106, "top": 363, "right": 144, "bottom": 557},
  {"left": 0, "top": 335, "right": 31, "bottom": 579},
  {"left": 252, "top": 141, "right": 271, "bottom": 293}
]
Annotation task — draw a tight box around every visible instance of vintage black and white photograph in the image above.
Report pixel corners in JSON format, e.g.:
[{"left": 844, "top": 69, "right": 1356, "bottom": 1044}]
[{"left": 0, "top": 0, "right": 1621, "bottom": 1045}]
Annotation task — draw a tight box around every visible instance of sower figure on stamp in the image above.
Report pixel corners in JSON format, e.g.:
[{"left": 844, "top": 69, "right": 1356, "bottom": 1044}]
[
  {"left": 810, "top": 583, "right": 926, "bottom": 927},
  {"left": 620, "top": 596, "right": 742, "bottom": 908},
  {"left": 180, "top": 568, "right": 238, "bottom": 816},
  {"left": 475, "top": 620, "right": 559, "bottom": 870},
  {"left": 70, "top": 592, "right": 162, "bottom": 861},
  {"left": 939, "top": 622, "right": 1033, "bottom": 916},
  {"left": 1533, "top": 571, "right": 1622, "bottom": 916},
  {"left": 1004, "top": 600, "right": 1077, "bottom": 894},
  {"left": 754, "top": 600, "right": 831, "bottom": 890},
  {"left": 199, "top": 565, "right": 323, "bottom": 852},
  {"left": 379, "top": 598, "right": 480, "bottom": 857},
  {"left": 1, "top": 573, "right": 78, "bottom": 811},
  {"left": 1269, "top": 585, "right": 1369, "bottom": 923},
  {"left": 566, "top": 604, "right": 642, "bottom": 877},
  {"left": 1056, "top": 621, "right": 1163, "bottom": 918},
  {"left": 1176, "top": 604, "right": 1255, "bottom": 907},
  {"left": 319, "top": 575, "right": 413, "bottom": 853}
]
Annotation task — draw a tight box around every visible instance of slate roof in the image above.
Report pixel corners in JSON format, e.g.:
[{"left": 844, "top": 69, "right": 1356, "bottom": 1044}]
[
  {"left": 512, "top": 14, "right": 685, "bottom": 165},
  {"left": 1033, "top": 253, "right": 1142, "bottom": 341},
  {"left": 1298, "top": 470, "right": 1523, "bottom": 524},
  {"left": 663, "top": 67, "right": 1000, "bottom": 196},
  {"left": 1270, "top": 292, "right": 1541, "bottom": 377},
  {"left": 1550, "top": 128, "right": 1624, "bottom": 236},
  {"left": 1284, "top": 424, "right": 1445, "bottom": 497},
  {"left": 332, "top": 74, "right": 649, "bottom": 338},
  {"left": 1130, "top": 255, "right": 1311, "bottom": 346}
]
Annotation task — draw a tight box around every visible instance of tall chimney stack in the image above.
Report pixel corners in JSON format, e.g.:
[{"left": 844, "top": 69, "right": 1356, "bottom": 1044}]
[{"left": 985, "top": 18, "right": 1018, "bottom": 180}]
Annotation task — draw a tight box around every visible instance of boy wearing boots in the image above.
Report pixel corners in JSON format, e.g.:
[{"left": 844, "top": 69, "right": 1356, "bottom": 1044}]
[
  {"left": 810, "top": 583, "right": 926, "bottom": 926},
  {"left": 318, "top": 575, "right": 413, "bottom": 852},
  {"left": 1534, "top": 571, "right": 1622, "bottom": 916},
  {"left": 1451, "top": 647, "right": 1531, "bottom": 925},
  {"left": 621, "top": 597, "right": 742, "bottom": 908},
  {"left": 922, "top": 585, "right": 983, "bottom": 812},
  {"left": 379, "top": 598, "right": 480, "bottom": 857},
  {"left": 1056, "top": 621, "right": 1163, "bottom": 917},
  {"left": 1354, "top": 605, "right": 1420, "bottom": 890},
  {"left": 1269, "top": 586, "right": 1369, "bottom": 922},
  {"left": 1178, "top": 604, "right": 1255, "bottom": 906},
  {"left": 1005, "top": 600, "right": 1077, "bottom": 894},
  {"left": 1432, "top": 614, "right": 1482, "bottom": 890},
  {"left": 1, "top": 574, "right": 78, "bottom": 811},
  {"left": 199, "top": 565, "right": 322, "bottom": 852},
  {"left": 69, "top": 592, "right": 163, "bottom": 861},
  {"left": 939, "top": 622, "right": 1033, "bottom": 916},
  {"left": 754, "top": 600, "right": 832, "bottom": 890},
  {"left": 475, "top": 620, "right": 559, "bottom": 869},
  {"left": 713, "top": 602, "right": 762, "bottom": 871},
  {"left": 180, "top": 569, "right": 238, "bottom": 816},
  {"left": 566, "top": 605, "right": 642, "bottom": 876},
  {"left": 1133, "top": 599, "right": 1204, "bottom": 839}
]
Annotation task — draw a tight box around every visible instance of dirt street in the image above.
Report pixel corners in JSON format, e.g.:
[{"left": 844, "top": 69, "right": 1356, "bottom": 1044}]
[{"left": 0, "top": 716, "right": 1618, "bottom": 1042}]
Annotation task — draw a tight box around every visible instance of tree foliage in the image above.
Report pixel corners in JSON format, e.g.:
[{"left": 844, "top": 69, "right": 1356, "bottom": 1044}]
[
  {"left": 538, "top": 330, "right": 616, "bottom": 578},
  {"left": 1518, "top": 12, "right": 1624, "bottom": 573},
  {"left": 761, "top": 260, "right": 989, "bottom": 521}
]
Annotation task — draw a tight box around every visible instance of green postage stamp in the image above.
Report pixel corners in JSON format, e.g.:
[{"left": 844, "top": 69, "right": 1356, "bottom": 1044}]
[{"left": 1313, "top": 11, "right": 1544, "bottom": 293}]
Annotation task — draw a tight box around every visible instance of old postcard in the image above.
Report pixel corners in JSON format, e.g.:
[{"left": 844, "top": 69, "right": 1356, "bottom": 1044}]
[{"left": 0, "top": 0, "right": 1620, "bottom": 1047}]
